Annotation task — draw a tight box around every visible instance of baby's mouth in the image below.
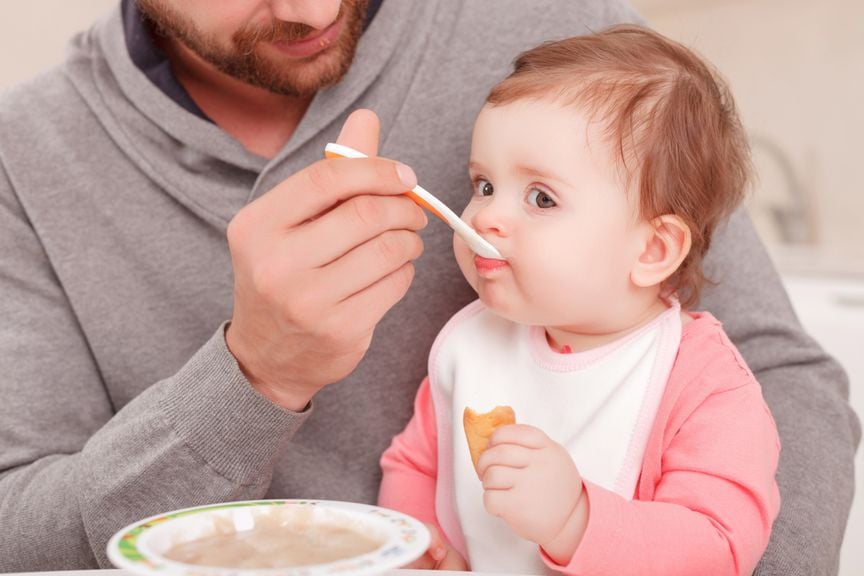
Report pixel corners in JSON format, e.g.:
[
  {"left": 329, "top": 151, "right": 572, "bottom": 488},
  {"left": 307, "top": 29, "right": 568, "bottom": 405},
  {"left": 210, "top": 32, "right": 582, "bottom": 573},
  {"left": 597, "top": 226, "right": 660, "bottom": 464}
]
[{"left": 474, "top": 255, "right": 509, "bottom": 273}]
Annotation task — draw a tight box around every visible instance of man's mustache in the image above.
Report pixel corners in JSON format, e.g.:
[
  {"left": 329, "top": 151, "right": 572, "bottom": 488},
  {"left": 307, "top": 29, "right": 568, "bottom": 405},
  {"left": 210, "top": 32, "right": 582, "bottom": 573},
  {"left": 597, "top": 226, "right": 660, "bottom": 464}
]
[
  {"left": 240, "top": 21, "right": 320, "bottom": 45},
  {"left": 234, "top": 4, "right": 351, "bottom": 49}
]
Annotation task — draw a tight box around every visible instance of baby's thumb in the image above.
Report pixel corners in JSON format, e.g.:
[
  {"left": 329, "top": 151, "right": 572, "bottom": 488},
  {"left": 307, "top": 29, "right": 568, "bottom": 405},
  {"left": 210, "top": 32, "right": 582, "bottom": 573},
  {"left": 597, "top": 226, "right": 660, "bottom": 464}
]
[
  {"left": 426, "top": 523, "right": 448, "bottom": 560},
  {"left": 427, "top": 523, "right": 448, "bottom": 559},
  {"left": 403, "top": 551, "right": 437, "bottom": 570},
  {"left": 404, "top": 523, "right": 446, "bottom": 569}
]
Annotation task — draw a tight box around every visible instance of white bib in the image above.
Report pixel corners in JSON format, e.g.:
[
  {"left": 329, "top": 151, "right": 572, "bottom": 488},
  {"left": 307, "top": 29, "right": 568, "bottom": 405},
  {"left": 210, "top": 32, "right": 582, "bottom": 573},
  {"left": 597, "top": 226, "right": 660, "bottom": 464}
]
[{"left": 429, "top": 300, "right": 681, "bottom": 574}]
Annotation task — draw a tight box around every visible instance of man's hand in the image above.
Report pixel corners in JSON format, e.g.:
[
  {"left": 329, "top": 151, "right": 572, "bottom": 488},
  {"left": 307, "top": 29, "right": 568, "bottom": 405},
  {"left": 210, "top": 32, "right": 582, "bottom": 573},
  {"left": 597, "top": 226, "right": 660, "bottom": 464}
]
[
  {"left": 405, "top": 523, "right": 468, "bottom": 571},
  {"left": 477, "top": 424, "right": 588, "bottom": 563},
  {"left": 225, "top": 109, "right": 427, "bottom": 411}
]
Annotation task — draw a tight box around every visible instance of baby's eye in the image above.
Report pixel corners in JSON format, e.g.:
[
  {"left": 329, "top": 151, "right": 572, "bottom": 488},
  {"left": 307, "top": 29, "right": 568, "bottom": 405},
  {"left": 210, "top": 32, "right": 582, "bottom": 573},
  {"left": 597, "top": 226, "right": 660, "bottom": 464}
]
[
  {"left": 527, "top": 188, "right": 556, "bottom": 209},
  {"left": 474, "top": 179, "right": 494, "bottom": 197}
]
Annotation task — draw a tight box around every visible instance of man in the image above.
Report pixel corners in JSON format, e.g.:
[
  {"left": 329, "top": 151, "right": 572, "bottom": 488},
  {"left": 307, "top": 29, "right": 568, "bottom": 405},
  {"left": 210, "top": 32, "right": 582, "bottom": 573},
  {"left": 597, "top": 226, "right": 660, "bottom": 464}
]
[{"left": 0, "top": 0, "right": 858, "bottom": 573}]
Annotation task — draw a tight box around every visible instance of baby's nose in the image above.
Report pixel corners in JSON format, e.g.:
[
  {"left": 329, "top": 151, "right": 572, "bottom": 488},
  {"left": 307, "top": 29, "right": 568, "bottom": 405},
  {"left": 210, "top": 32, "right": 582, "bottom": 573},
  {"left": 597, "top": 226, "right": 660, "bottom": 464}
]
[{"left": 470, "top": 200, "right": 510, "bottom": 237}]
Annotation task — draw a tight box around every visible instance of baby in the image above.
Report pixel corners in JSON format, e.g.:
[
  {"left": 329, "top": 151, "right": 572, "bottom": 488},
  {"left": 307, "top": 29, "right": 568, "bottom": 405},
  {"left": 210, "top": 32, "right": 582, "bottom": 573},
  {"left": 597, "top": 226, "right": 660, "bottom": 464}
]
[{"left": 379, "top": 24, "right": 780, "bottom": 576}]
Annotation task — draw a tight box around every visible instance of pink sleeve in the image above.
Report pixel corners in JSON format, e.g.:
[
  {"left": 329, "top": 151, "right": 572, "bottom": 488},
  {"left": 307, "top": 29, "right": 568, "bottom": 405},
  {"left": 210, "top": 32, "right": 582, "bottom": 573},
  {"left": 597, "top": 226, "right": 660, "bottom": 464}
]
[
  {"left": 543, "top": 382, "right": 781, "bottom": 576},
  {"left": 378, "top": 377, "right": 442, "bottom": 530}
]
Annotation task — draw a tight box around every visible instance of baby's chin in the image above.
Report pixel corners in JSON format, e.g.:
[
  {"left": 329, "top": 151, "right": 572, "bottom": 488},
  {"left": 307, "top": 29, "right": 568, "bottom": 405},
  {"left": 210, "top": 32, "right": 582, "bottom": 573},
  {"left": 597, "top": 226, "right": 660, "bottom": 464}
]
[
  {"left": 476, "top": 292, "right": 540, "bottom": 326},
  {"left": 481, "top": 294, "right": 585, "bottom": 331}
]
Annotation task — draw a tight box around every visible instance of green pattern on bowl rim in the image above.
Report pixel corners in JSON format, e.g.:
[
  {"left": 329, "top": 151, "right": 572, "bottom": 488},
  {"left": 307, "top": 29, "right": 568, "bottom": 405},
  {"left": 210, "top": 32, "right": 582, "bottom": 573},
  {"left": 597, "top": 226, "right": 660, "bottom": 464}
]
[{"left": 107, "top": 499, "right": 429, "bottom": 576}]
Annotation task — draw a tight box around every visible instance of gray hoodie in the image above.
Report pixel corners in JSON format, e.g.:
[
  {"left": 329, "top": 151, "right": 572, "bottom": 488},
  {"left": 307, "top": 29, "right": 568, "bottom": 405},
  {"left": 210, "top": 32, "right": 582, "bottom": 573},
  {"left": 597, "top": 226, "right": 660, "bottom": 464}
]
[{"left": 0, "top": 1, "right": 858, "bottom": 573}]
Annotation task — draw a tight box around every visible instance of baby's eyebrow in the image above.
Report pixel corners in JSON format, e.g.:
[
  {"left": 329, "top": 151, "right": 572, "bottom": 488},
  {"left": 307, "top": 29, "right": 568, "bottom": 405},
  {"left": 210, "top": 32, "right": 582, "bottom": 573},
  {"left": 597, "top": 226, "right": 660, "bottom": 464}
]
[
  {"left": 468, "top": 160, "right": 485, "bottom": 174},
  {"left": 513, "top": 162, "right": 553, "bottom": 180},
  {"left": 469, "top": 160, "right": 567, "bottom": 187}
]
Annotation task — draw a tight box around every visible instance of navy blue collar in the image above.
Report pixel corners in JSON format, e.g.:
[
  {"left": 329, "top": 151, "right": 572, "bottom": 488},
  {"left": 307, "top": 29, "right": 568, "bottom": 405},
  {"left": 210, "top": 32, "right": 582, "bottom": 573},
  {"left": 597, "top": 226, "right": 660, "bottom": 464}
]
[{"left": 121, "top": 0, "right": 384, "bottom": 121}]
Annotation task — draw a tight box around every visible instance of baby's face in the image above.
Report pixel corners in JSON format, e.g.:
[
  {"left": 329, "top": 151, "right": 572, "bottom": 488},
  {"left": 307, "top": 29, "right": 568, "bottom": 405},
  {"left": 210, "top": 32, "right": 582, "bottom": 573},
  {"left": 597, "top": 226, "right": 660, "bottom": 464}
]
[{"left": 455, "top": 99, "right": 650, "bottom": 331}]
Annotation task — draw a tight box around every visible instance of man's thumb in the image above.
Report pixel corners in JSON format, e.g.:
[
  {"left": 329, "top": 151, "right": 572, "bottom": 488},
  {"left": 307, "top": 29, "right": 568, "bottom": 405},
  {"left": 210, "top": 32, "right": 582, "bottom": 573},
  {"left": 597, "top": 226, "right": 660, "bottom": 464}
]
[{"left": 336, "top": 108, "right": 380, "bottom": 157}]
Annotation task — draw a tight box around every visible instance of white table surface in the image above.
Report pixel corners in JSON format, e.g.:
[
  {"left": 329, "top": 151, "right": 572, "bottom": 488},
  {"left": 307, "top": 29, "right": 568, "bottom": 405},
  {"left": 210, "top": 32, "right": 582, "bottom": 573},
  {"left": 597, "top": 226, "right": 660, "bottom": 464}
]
[{"left": 6, "top": 571, "right": 512, "bottom": 576}]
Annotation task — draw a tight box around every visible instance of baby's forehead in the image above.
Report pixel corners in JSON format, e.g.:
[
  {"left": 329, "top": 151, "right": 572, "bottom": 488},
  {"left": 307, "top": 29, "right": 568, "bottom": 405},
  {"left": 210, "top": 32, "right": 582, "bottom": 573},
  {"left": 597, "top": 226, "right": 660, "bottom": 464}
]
[
  {"left": 474, "top": 98, "right": 626, "bottom": 162},
  {"left": 471, "top": 105, "right": 637, "bottom": 193},
  {"left": 479, "top": 93, "right": 623, "bottom": 138}
]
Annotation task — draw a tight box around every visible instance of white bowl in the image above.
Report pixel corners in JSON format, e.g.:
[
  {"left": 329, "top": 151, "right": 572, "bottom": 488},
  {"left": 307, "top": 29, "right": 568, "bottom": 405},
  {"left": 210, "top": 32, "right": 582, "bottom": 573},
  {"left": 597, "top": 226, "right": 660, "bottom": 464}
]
[{"left": 107, "top": 500, "right": 430, "bottom": 576}]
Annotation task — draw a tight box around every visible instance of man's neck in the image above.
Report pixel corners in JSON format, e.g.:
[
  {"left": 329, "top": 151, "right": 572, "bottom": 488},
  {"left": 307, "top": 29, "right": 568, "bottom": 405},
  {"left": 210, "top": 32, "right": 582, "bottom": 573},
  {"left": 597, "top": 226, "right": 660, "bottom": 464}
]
[{"left": 163, "top": 38, "right": 312, "bottom": 159}]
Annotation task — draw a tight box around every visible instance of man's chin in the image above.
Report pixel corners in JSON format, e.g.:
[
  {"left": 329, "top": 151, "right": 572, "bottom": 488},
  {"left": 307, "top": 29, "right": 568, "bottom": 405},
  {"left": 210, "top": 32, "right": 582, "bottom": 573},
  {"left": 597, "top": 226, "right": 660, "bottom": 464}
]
[
  {"left": 241, "top": 48, "right": 352, "bottom": 97},
  {"left": 139, "top": 0, "right": 367, "bottom": 97}
]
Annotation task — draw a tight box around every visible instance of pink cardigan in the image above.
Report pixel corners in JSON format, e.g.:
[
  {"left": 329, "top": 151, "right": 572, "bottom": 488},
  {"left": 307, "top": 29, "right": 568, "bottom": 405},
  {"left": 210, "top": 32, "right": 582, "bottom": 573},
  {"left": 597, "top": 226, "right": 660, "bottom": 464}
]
[{"left": 379, "top": 313, "right": 781, "bottom": 576}]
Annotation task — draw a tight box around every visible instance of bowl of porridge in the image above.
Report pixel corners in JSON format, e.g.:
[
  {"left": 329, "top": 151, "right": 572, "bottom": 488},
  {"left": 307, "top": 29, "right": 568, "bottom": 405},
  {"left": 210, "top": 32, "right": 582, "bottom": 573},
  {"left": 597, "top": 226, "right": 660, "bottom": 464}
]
[{"left": 107, "top": 500, "right": 430, "bottom": 576}]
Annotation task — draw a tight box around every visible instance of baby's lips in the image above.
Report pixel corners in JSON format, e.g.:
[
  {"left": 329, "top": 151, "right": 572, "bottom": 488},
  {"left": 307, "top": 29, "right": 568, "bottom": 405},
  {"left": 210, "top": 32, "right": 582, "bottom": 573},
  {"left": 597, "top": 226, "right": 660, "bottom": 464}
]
[{"left": 474, "top": 254, "right": 509, "bottom": 272}]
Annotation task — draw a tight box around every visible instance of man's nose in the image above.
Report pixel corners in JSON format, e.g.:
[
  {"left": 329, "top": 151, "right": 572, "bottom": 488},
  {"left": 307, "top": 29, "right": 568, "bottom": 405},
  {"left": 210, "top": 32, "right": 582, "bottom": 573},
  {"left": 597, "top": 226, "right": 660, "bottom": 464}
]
[{"left": 270, "top": 0, "right": 342, "bottom": 30}]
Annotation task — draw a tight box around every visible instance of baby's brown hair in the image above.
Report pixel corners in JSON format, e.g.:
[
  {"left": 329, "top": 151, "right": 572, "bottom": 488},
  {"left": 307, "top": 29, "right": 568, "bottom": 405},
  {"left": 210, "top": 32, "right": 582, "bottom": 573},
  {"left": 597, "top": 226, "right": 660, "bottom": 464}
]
[{"left": 487, "top": 25, "right": 752, "bottom": 307}]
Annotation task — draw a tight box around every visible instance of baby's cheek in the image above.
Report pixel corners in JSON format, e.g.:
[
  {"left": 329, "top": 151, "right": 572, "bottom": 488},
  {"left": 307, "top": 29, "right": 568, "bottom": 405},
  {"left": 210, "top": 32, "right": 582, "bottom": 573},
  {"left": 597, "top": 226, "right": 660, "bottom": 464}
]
[
  {"left": 529, "top": 255, "right": 593, "bottom": 320},
  {"left": 453, "top": 235, "right": 477, "bottom": 289}
]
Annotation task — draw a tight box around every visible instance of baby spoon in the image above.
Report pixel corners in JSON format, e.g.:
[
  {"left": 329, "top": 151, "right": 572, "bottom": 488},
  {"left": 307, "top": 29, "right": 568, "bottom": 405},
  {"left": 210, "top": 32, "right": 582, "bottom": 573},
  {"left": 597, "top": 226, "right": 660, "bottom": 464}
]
[{"left": 324, "top": 143, "right": 504, "bottom": 260}]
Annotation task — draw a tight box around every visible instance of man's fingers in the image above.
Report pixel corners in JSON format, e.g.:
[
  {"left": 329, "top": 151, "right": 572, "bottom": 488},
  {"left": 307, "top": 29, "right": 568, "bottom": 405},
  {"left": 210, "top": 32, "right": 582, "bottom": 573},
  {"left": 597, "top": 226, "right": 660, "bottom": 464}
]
[
  {"left": 254, "top": 156, "right": 417, "bottom": 229},
  {"left": 330, "top": 261, "right": 417, "bottom": 334},
  {"left": 312, "top": 229, "right": 423, "bottom": 301},
  {"left": 247, "top": 230, "right": 421, "bottom": 351},
  {"left": 337, "top": 108, "right": 381, "bottom": 156},
  {"left": 289, "top": 195, "right": 426, "bottom": 267}
]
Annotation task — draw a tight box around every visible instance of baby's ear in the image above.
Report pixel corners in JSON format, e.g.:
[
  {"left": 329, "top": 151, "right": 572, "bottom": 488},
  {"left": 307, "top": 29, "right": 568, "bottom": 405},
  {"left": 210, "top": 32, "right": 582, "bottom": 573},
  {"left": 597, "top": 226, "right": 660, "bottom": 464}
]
[{"left": 630, "top": 215, "right": 692, "bottom": 288}]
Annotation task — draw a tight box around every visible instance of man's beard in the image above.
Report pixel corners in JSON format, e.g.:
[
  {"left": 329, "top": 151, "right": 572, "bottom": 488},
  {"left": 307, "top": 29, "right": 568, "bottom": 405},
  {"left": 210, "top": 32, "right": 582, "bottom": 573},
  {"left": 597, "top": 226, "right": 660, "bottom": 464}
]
[{"left": 137, "top": 0, "right": 368, "bottom": 98}]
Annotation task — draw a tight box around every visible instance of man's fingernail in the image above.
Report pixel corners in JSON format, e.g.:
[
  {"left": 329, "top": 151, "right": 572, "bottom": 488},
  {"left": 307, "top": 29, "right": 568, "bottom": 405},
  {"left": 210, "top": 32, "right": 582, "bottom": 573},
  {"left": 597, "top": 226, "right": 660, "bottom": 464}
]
[
  {"left": 432, "top": 546, "right": 445, "bottom": 560},
  {"left": 396, "top": 163, "right": 417, "bottom": 188}
]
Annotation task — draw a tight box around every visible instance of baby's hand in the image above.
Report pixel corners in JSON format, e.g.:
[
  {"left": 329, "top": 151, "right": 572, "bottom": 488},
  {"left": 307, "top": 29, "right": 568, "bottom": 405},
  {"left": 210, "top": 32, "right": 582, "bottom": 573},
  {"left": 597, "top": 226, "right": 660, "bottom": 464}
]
[
  {"left": 477, "top": 424, "right": 584, "bottom": 550},
  {"left": 405, "top": 523, "right": 468, "bottom": 571}
]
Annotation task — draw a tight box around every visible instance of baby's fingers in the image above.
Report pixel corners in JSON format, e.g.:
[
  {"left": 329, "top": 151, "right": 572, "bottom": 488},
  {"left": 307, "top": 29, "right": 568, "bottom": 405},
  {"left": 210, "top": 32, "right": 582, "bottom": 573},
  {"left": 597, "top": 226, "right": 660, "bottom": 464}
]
[
  {"left": 404, "top": 550, "right": 438, "bottom": 570},
  {"left": 438, "top": 548, "right": 469, "bottom": 571},
  {"left": 476, "top": 442, "right": 531, "bottom": 478},
  {"left": 403, "top": 523, "right": 446, "bottom": 569},
  {"left": 480, "top": 464, "right": 519, "bottom": 491},
  {"left": 489, "top": 423, "right": 550, "bottom": 449}
]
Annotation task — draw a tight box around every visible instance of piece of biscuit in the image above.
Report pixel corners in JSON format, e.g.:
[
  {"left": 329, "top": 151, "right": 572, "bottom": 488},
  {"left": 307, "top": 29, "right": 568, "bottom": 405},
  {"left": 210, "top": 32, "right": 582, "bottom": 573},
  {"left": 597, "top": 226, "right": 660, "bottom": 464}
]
[{"left": 463, "top": 405, "right": 516, "bottom": 472}]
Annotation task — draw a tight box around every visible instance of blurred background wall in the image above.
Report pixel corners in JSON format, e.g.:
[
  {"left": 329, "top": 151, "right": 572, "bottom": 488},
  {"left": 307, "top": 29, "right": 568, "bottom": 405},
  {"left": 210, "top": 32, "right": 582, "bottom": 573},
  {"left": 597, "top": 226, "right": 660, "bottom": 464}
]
[
  {"left": 632, "top": 0, "right": 864, "bottom": 274},
  {"left": 0, "top": 1, "right": 115, "bottom": 90},
  {"left": 1, "top": 1, "right": 861, "bottom": 574}
]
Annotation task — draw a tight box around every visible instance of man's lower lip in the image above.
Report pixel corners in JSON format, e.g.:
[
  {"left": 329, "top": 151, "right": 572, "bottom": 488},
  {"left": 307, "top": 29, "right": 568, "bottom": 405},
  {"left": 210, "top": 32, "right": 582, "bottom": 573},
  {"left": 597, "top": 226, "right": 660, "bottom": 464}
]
[{"left": 271, "top": 19, "right": 343, "bottom": 58}]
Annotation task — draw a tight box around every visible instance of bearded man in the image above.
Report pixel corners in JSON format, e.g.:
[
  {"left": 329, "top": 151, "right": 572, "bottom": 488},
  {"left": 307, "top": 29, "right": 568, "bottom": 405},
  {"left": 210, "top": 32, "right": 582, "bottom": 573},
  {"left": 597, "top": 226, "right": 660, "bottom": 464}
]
[{"left": 0, "top": 1, "right": 858, "bottom": 574}]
